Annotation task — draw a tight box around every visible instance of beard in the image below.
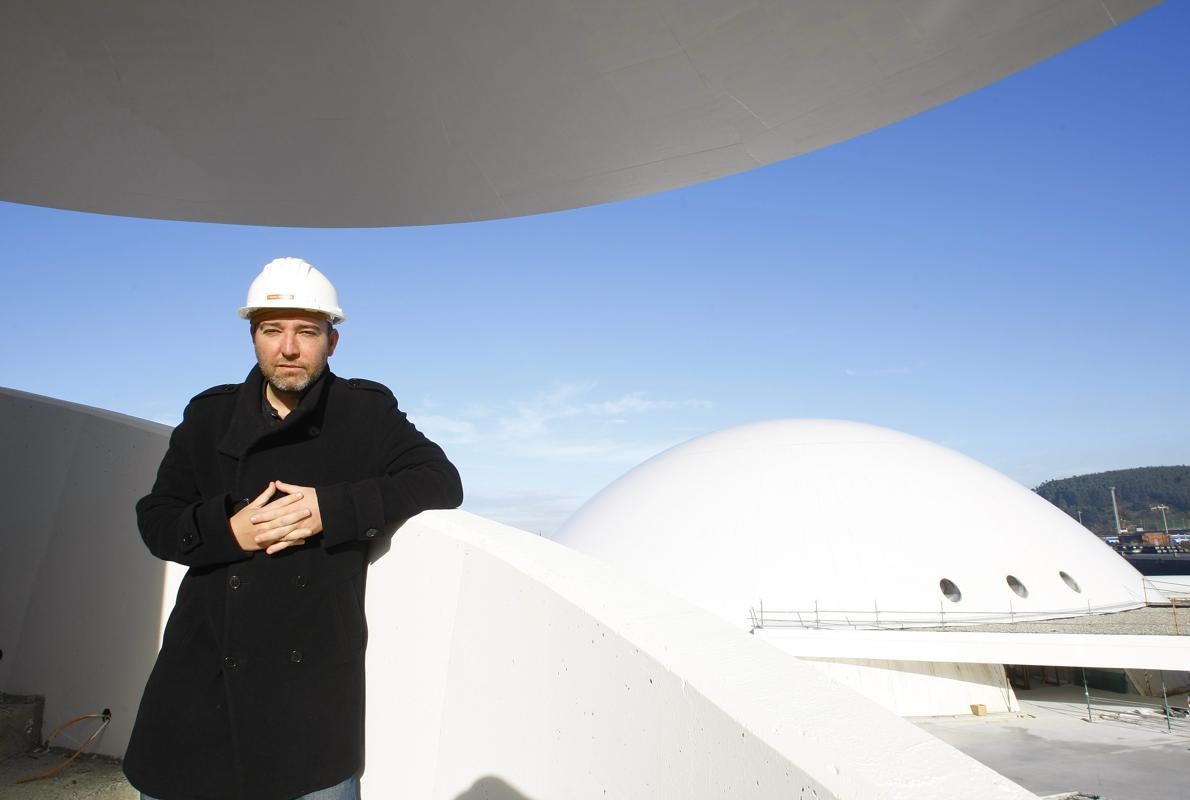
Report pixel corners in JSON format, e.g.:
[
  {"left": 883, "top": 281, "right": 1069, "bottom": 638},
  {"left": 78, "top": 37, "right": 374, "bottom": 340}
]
[{"left": 263, "top": 361, "right": 326, "bottom": 395}]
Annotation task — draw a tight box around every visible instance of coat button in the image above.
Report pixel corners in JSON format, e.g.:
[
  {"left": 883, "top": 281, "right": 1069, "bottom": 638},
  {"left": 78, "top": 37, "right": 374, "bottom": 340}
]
[
  {"left": 364, "top": 527, "right": 379, "bottom": 538},
  {"left": 294, "top": 574, "right": 308, "bottom": 588},
  {"left": 307, "top": 425, "right": 320, "bottom": 437},
  {"left": 224, "top": 656, "right": 238, "bottom": 669},
  {"left": 290, "top": 649, "right": 303, "bottom": 664},
  {"left": 229, "top": 575, "right": 241, "bottom": 590},
  {"left": 181, "top": 532, "right": 195, "bottom": 547}
]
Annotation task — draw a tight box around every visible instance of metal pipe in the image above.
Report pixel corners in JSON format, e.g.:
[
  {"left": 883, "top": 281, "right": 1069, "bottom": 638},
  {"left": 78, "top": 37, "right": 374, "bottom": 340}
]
[{"left": 1162, "top": 676, "right": 1173, "bottom": 734}]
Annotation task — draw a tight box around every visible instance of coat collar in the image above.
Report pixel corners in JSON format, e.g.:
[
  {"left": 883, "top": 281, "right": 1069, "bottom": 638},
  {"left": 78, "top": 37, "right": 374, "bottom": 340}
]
[{"left": 217, "top": 365, "right": 333, "bottom": 458}]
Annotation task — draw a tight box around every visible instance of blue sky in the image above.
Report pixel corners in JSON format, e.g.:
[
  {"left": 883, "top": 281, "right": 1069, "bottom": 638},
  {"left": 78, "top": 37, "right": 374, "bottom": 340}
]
[{"left": 3, "top": 4, "right": 1187, "bottom": 534}]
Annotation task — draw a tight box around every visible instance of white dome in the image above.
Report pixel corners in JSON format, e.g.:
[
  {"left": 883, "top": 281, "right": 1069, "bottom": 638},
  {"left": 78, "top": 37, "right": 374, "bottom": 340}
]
[{"left": 555, "top": 420, "right": 1146, "bottom": 629}]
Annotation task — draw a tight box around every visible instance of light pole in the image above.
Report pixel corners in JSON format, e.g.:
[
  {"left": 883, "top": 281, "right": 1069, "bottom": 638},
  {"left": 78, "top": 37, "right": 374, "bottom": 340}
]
[
  {"left": 1110, "top": 486, "right": 1124, "bottom": 534},
  {"left": 1151, "top": 504, "right": 1170, "bottom": 536}
]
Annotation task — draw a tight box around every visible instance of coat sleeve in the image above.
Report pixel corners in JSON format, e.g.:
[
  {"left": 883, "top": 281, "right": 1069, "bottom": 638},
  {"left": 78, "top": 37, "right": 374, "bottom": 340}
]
[
  {"left": 317, "top": 396, "right": 463, "bottom": 548},
  {"left": 135, "top": 403, "right": 253, "bottom": 568}
]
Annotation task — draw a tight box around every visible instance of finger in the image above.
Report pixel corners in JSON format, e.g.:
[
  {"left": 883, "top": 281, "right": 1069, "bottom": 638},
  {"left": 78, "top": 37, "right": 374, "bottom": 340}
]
[
  {"left": 250, "top": 481, "right": 277, "bottom": 508},
  {"left": 254, "top": 521, "right": 300, "bottom": 544},
  {"left": 254, "top": 507, "right": 312, "bottom": 532},
  {"left": 258, "top": 520, "right": 317, "bottom": 547},
  {"left": 253, "top": 509, "right": 317, "bottom": 541},
  {"left": 266, "top": 539, "right": 306, "bottom": 555},
  {"left": 249, "top": 494, "right": 304, "bottom": 524},
  {"left": 266, "top": 538, "right": 309, "bottom": 557},
  {"left": 274, "top": 480, "right": 308, "bottom": 495},
  {"left": 280, "top": 526, "right": 314, "bottom": 542}
]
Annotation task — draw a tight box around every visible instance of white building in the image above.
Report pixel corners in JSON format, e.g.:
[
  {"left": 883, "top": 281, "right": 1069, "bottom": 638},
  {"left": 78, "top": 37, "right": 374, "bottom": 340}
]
[{"left": 556, "top": 419, "right": 1184, "bottom": 716}]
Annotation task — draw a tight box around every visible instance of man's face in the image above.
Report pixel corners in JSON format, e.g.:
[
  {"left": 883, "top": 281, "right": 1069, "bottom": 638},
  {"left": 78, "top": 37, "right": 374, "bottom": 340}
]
[{"left": 251, "top": 310, "right": 339, "bottom": 394}]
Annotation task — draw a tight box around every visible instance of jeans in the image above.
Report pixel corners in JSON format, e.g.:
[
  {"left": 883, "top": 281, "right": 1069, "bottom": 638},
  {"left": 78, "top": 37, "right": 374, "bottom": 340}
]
[{"left": 141, "top": 774, "right": 360, "bottom": 800}]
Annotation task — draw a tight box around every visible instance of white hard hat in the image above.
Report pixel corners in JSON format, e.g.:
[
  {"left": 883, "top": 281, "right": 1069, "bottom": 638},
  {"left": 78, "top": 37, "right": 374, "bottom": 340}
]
[{"left": 238, "top": 257, "right": 346, "bottom": 324}]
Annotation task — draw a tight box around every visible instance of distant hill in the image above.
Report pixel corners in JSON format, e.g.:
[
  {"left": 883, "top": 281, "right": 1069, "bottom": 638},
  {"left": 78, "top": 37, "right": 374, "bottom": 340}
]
[{"left": 1035, "top": 466, "right": 1190, "bottom": 534}]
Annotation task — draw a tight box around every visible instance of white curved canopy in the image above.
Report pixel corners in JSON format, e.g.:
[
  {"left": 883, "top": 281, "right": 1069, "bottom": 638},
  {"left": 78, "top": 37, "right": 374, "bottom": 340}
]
[
  {"left": 0, "top": 1, "right": 1158, "bottom": 226},
  {"left": 555, "top": 420, "right": 1148, "bottom": 628}
]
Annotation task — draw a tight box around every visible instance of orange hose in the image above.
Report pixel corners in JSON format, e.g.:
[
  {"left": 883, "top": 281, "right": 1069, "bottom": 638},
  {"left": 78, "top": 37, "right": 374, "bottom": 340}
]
[{"left": 14, "top": 709, "right": 111, "bottom": 785}]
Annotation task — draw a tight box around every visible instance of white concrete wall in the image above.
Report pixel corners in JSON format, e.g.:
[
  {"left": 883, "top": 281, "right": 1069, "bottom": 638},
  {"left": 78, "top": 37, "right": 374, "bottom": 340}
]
[
  {"left": 797, "top": 659, "right": 1019, "bottom": 717},
  {"left": 759, "top": 626, "right": 1189, "bottom": 717},
  {"left": 366, "top": 511, "right": 1038, "bottom": 799},
  {"left": 0, "top": 387, "right": 171, "bottom": 757},
  {"left": 761, "top": 627, "right": 1190, "bottom": 671}
]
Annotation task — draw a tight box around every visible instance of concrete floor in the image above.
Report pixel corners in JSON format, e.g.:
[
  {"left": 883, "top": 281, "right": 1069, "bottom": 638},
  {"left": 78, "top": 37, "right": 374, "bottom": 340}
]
[
  {"left": 4, "top": 685, "right": 1186, "bottom": 799},
  {"left": 0, "top": 750, "right": 134, "bottom": 800},
  {"left": 914, "top": 685, "right": 1190, "bottom": 800}
]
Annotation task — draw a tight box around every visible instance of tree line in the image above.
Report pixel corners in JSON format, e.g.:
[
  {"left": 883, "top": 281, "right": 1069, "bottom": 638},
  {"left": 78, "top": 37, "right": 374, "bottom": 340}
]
[{"left": 1035, "top": 465, "right": 1190, "bottom": 534}]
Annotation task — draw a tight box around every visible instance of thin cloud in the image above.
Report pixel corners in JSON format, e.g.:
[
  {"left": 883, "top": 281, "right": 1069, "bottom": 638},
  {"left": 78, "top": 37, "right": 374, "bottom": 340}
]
[
  {"left": 414, "top": 381, "right": 711, "bottom": 461},
  {"left": 585, "top": 392, "right": 712, "bottom": 416},
  {"left": 516, "top": 439, "right": 671, "bottom": 464}
]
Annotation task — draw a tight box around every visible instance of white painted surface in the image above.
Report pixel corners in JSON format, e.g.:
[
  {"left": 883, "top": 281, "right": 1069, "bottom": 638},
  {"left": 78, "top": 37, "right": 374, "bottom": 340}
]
[
  {"left": 0, "top": 387, "right": 171, "bottom": 757},
  {"left": 798, "top": 659, "right": 1019, "bottom": 717},
  {"left": 0, "top": 2, "right": 1158, "bottom": 226},
  {"left": 761, "top": 628, "right": 1190, "bottom": 672},
  {"left": 4, "top": 390, "right": 1039, "bottom": 797},
  {"left": 366, "top": 510, "right": 1038, "bottom": 799},
  {"left": 556, "top": 420, "right": 1147, "bottom": 630}
]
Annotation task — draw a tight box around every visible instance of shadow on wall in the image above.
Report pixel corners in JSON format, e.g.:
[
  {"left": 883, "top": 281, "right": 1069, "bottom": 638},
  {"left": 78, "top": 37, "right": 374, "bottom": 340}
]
[
  {"left": 453, "top": 776, "right": 536, "bottom": 800},
  {"left": 0, "top": 388, "right": 172, "bottom": 757}
]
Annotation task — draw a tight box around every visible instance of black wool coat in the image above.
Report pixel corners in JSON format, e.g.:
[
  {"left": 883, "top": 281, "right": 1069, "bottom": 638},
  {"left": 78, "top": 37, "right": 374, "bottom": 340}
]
[{"left": 123, "top": 366, "right": 462, "bottom": 800}]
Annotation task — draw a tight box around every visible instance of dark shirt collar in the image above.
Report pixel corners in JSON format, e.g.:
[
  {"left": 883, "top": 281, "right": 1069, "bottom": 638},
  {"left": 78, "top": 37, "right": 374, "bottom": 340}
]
[
  {"left": 262, "top": 383, "right": 285, "bottom": 426},
  {"left": 217, "top": 366, "right": 333, "bottom": 458}
]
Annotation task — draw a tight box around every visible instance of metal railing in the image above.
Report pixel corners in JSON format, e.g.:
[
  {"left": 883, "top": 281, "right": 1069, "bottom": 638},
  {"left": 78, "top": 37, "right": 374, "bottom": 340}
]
[
  {"left": 1077, "top": 669, "right": 1190, "bottom": 736},
  {"left": 747, "top": 598, "right": 1152, "bottom": 631},
  {"left": 1143, "top": 576, "right": 1190, "bottom": 599}
]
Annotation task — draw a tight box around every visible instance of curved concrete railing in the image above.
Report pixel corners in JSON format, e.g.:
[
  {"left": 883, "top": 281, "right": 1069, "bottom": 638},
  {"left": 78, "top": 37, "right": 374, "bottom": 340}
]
[{"left": 365, "top": 510, "right": 1036, "bottom": 799}]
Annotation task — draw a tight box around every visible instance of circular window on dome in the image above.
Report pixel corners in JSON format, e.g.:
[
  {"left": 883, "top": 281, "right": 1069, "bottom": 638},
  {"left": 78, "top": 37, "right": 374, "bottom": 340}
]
[
  {"left": 1006, "top": 575, "right": 1028, "bottom": 598},
  {"left": 1059, "top": 571, "right": 1082, "bottom": 593},
  {"left": 939, "top": 578, "right": 962, "bottom": 602}
]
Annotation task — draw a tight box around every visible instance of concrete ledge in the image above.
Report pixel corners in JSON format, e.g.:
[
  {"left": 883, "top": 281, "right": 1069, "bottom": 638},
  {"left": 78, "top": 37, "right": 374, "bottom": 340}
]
[
  {"left": 760, "top": 627, "right": 1190, "bottom": 671},
  {"left": 363, "top": 510, "right": 1039, "bottom": 799},
  {"left": 0, "top": 694, "right": 43, "bottom": 761}
]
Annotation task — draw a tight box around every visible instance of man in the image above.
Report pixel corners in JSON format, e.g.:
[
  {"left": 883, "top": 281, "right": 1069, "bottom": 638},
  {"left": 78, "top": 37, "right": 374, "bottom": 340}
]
[{"left": 124, "top": 257, "right": 463, "bottom": 800}]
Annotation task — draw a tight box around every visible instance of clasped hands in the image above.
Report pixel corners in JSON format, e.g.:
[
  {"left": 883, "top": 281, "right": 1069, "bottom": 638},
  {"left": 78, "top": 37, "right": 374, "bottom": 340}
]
[{"left": 230, "top": 481, "right": 323, "bottom": 555}]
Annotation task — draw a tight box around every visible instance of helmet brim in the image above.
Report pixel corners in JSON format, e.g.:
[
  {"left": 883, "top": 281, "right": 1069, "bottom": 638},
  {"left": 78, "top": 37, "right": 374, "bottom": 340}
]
[{"left": 238, "top": 305, "right": 346, "bottom": 324}]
